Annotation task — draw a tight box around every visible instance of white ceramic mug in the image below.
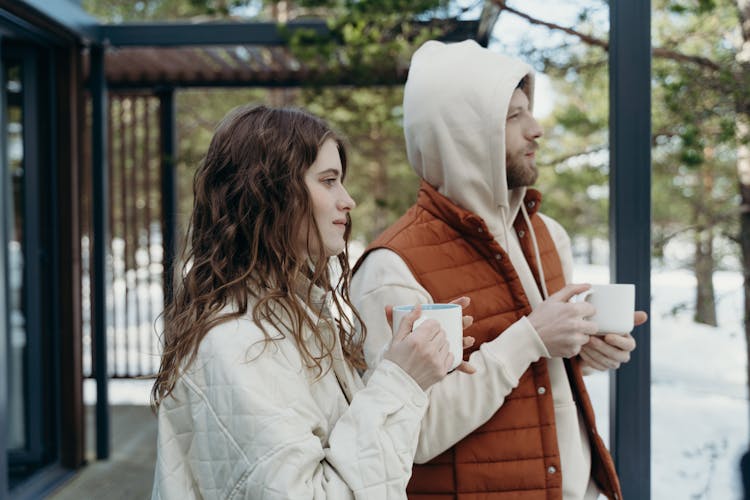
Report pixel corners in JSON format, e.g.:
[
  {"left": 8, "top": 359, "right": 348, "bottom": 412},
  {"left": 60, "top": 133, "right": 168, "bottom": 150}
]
[
  {"left": 583, "top": 284, "right": 635, "bottom": 335},
  {"left": 392, "top": 303, "right": 464, "bottom": 371}
]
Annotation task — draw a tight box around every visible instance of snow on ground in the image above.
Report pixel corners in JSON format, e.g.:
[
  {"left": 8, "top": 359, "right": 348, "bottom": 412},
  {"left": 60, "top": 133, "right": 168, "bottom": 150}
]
[
  {"left": 577, "top": 264, "right": 747, "bottom": 499},
  {"left": 86, "top": 263, "right": 748, "bottom": 499}
]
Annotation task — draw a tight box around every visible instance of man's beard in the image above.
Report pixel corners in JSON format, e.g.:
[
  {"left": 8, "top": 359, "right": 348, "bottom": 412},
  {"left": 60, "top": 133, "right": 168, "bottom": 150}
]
[{"left": 506, "top": 151, "right": 538, "bottom": 189}]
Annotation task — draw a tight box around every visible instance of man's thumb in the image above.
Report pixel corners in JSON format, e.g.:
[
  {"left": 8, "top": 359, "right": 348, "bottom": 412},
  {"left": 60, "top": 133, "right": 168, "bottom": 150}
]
[{"left": 550, "top": 283, "right": 591, "bottom": 303}]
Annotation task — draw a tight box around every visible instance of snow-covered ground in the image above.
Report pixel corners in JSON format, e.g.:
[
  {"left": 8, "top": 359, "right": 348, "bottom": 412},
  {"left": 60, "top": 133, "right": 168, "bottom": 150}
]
[
  {"left": 85, "top": 263, "right": 748, "bottom": 499},
  {"left": 578, "top": 264, "right": 747, "bottom": 499}
]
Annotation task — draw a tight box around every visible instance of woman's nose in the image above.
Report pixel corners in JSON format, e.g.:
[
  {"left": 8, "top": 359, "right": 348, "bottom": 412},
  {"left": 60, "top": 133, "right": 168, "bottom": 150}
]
[{"left": 339, "top": 187, "right": 356, "bottom": 211}]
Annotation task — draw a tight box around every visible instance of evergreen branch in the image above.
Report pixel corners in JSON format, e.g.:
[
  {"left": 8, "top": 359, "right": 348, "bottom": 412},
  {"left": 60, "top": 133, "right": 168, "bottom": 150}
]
[
  {"left": 537, "top": 144, "right": 607, "bottom": 167},
  {"left": 652, "top": 46, "right": 721, "bottom": 71},
  {"left": 494, "top": 0, "right": 607, "bottom": 48},
  {"left": 539, "top": 130, "right": 681, "bottom": 166},
  {"left": 655, "top": 209, "right": 741, "bottom": 247},
  {"left": 653, "top": 226, "right": 701, "bottom": 247},
  {"left": 493, "top": 1, "right": 721, "bottom": 72},
  {"left": 722, "top": 230, "right": 741, "bottom": 245},
  {"left": 652, "top": 130, "right": 679, "bottom": 145}
]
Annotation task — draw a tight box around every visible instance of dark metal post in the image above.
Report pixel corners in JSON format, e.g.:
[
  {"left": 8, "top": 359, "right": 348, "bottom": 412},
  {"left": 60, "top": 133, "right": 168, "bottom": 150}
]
[
  {"left": 158, "top": 88, "right": 177, "bottom": 306},
  {"left": 90, "top": 44, "right": 110, "bottom": 460},
  {"left": 21, "top": 46, "right": 44, "bottom": 462},
  {"left": 609, "top": 1, "right": 652, "bottom": 499},
  {"left": 0, "top": 37, "right": 10, "bottom": 499}
]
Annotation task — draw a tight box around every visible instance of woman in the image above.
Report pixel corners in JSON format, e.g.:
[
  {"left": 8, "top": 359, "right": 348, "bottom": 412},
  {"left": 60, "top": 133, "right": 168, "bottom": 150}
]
[{"left": 151, "top": 105, "right": 469, "bottom": 499}]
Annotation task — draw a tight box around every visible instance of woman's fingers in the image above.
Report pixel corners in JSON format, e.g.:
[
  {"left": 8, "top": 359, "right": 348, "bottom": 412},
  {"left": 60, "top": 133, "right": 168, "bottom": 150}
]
[
  {"left": 455, "top": 361, "right": 476, "bottom": 374},
  {"left": 450, "top": 296, "right": 471, "bottom": 308},
  {"left": 393, "top": 305, "right": 422, "bottom": 341},
  {"left": 384, "top": 305, "right": 394, "bottom": 329}
]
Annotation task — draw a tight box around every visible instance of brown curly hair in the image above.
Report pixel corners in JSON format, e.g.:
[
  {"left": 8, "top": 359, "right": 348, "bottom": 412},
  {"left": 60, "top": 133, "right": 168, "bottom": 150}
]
[{"left": 152, "top": 105, "right": 367, "bottom": 408}]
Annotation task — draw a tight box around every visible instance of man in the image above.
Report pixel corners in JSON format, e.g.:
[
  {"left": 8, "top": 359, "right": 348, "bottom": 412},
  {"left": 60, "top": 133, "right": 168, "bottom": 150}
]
[{"left": 351, "top": 40, "right": 646, "bottom": 499}]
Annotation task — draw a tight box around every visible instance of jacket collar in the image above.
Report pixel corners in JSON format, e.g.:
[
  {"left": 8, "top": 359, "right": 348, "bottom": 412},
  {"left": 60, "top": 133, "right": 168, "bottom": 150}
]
[
  {"left": 293, "top": 273, "right": 333, "bottom": 322},
  {"left": 417, "top": 180, "right": 542, "bottom": 241}
]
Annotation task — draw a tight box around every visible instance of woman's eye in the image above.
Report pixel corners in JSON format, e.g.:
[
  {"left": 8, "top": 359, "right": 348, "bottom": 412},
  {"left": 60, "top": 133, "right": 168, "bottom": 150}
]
[{"left": 323, "top": 178, "right": 337, "bottom": 186}]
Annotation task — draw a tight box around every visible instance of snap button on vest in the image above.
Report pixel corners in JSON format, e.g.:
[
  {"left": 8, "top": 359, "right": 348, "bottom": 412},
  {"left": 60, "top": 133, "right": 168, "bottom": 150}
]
[{"left": 537, "top": 386, "right": 546, "bottom": 395}]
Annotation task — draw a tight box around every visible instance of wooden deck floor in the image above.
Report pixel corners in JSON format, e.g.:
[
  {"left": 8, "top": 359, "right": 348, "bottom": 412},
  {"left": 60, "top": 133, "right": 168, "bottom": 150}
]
[{"left": 47, "top": 405, "right": 157, "bottom": 499}]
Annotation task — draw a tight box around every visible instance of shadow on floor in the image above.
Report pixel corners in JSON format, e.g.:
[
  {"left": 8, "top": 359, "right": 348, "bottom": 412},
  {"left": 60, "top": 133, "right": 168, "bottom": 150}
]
[{"left": 47, "top": 405, "right": 157, "bottom": 499}]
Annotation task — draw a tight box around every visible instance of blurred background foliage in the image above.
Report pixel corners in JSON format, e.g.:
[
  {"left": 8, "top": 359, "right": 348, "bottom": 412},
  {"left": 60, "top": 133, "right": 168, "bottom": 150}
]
[
  {"left": 83, "top": 0, "right": 750, "bottom": 328},
  {"left": 84, "top": 0, "right": 447, "bottom": 244},
  {"left": 491, "top": 0, "right": 747, "bottom": 326}
]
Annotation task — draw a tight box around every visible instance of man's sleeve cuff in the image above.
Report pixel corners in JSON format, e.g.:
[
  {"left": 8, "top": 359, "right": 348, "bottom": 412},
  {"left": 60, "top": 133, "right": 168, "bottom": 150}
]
[{"left": 480, "top": 316, "right": 551, "bottom": 380}]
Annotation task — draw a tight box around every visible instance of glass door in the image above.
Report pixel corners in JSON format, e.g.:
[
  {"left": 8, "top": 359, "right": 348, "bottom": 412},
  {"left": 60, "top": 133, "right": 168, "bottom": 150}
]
[
  {"left": 2, "top": 41, "right": 58, "bottom": 491},
  {"left": 6, "top": 55, "right": 28, "bottom": 464}
]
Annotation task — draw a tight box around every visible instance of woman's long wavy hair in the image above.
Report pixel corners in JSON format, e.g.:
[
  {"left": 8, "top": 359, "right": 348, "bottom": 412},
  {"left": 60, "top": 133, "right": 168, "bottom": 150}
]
[{"left": 152, "top": 105, "right": 367, "bottom": 408}]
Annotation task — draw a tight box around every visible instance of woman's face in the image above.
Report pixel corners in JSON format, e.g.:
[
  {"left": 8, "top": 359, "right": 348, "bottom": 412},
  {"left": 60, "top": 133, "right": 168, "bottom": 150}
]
[{"left": 298, "top": 138, "right": 356, "bottom": 259}]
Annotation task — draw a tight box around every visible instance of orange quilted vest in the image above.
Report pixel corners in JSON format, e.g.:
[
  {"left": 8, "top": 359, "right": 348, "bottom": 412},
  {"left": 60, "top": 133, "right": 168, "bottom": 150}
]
[{"left": 354, "top": 181, "right": 622, "bottom": 500}]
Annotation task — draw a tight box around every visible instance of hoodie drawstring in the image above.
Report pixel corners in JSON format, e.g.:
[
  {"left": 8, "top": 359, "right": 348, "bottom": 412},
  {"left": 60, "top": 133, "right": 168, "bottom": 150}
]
[
  {"left": 521, "top": 202, "right": 549, "bottom": 300},
  {"left": 501, "top": 214, "right": 511, "bottom": 251}
]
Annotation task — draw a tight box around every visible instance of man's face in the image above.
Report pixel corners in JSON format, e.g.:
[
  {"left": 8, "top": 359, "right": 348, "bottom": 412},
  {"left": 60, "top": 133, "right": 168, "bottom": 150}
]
[{"left": 505, "top": 88, "right": 543, "bottom": 189}]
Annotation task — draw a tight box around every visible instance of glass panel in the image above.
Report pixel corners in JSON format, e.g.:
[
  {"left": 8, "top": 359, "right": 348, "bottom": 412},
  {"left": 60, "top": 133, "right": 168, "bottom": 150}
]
[{"left": 5, "top": 61, "right": 26, "bottom": 453}]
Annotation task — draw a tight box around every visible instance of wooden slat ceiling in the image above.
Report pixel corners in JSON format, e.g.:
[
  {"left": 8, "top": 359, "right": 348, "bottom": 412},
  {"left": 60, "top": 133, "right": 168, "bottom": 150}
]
[{"left": 84, "top": 45, "right": 411, "bottom": 88}]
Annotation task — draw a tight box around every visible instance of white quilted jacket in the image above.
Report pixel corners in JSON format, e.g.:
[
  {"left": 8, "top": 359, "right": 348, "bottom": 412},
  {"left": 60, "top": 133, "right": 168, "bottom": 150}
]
[{"left": 151, "top": 286, "right": 428, "bottom": 500}]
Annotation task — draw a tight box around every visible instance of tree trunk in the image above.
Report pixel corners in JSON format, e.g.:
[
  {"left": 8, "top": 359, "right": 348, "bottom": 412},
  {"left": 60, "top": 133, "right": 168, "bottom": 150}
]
[
  {"left": 694, "top": 227, "right": 717, "bottom": 326},
  {"left": 734, "top": 0, "right": 750, "bottom": 440},
  {"left": 693, "top": 155, "right": 718, "bottom": 326}
]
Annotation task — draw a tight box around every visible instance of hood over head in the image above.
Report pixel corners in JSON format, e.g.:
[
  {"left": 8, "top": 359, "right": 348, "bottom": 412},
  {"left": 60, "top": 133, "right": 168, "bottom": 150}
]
[{"left": 403, "top": 40, "right": 535, "bottom": 236}]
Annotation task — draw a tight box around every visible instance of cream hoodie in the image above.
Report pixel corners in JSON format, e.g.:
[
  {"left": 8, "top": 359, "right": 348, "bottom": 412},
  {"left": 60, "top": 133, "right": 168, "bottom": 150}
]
[{"left": 352, "top": 40, "right": 600, "bottom": 499}]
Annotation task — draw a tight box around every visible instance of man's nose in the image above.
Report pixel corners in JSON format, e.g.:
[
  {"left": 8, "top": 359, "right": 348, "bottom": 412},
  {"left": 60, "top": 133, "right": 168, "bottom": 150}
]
[{"left": 528, "top": 117, "right": 543, "bottom": 139}]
